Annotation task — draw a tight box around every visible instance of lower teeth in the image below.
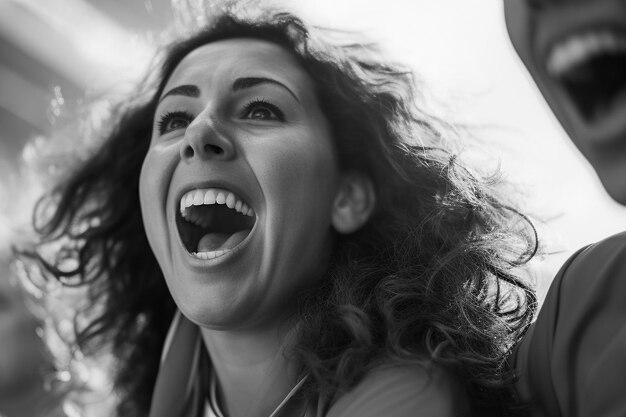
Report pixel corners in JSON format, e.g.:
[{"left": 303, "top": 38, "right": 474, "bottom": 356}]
[{"left": 192, "top": 249, "right": 231, "bottom": 260}]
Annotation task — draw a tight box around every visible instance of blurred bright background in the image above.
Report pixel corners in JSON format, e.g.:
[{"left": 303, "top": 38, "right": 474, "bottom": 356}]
[{"left": 1, "top": 0, "right": 626, "bottom": 285}]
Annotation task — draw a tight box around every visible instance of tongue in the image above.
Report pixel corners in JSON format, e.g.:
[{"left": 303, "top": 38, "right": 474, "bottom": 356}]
[{"left": 197, "top": 230, "right": 249, "bottom": 253}]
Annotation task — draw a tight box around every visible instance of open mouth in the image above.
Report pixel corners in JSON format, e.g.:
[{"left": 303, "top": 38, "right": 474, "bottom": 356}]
[
  {"left": 176, "top": 188, "right": 256, "bottom": 260},
  {"left": 546, "top": 29, "right": 626, "bottom": 123}
]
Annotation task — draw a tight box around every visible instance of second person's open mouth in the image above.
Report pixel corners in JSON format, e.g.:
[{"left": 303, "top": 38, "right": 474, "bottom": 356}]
[{"left": 546, "top": 28, "right": 626, "bottom": 124}]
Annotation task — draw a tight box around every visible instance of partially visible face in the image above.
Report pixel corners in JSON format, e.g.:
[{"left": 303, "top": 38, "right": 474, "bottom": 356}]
[
  {"left": 504, "top": 0, "right": 626, "bottom": 203},
  {"left": 0, "top": 258, "right": 45, "bottom": 394},
  {"left": 140, "top": 39, "right": 341, "bottom": 330}
]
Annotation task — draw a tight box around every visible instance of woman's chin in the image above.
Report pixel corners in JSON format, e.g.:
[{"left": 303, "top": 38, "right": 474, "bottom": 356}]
[{"left": 176, "top": 294, "right": 255, "bottom": 330}]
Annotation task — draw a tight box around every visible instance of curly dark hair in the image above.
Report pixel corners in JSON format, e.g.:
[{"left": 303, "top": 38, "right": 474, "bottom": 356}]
[{"left": 23, "top": 3, "right": 537, "bottom": 417}]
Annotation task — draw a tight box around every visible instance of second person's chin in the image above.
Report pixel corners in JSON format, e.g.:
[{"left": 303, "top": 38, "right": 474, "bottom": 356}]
[{"left": 600, "top": 172, "right": 626, "bottom": 206}]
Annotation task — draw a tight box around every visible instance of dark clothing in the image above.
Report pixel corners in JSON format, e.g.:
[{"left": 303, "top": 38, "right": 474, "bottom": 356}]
[{"left": 515, "top": 232, "right": 626, "bottom": 417}]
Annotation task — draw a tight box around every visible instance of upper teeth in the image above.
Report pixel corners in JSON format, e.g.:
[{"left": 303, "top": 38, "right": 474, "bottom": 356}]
[
  {"left": 547, "top": 30, "right": 626, "bottom": 76},
  {"left": 180, "top": 188, "right": 254, "bottom": 217}
]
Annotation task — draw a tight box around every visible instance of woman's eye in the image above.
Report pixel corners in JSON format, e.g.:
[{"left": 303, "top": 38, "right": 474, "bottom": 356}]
[
  {"left": 156, "top": 111, "right": 193, "bottom": 135},
  {"left": 241, "top": 100, "right": 285, "bottom": 121}
]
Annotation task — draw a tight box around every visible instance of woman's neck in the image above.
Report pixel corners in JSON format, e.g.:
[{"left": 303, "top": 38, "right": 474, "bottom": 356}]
[{"left": 200, "top": 318, "right": 301, "bottom": 417}]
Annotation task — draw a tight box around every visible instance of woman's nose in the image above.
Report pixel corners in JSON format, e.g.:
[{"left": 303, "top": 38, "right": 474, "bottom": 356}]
[{"left": 180, "top": 117, "right": 235, "bottom": 162}]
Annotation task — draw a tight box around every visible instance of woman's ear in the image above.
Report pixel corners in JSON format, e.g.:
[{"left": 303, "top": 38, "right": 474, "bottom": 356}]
[{"left": 332, "top": 172, "right": 376, "bottom": 234}]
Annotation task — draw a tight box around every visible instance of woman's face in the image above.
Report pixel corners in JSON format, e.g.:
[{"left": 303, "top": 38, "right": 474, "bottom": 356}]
[
  {"left": 504, "top": 0, "right": 626, "bottom": 203},
  {"left": 140, "top": 39, "right": 341, "bottom": 329}
]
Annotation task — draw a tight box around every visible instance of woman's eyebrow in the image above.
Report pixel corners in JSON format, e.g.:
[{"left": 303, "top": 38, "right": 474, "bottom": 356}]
[
  {"left": 232, "top": 77, "right": 300, "bottom": 103},
  {"left": 159, "top": 84, "right": 200, "bottom": 103}
]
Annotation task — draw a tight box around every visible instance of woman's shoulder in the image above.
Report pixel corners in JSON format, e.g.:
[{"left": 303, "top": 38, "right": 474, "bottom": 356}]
[
  {"left": 513, "top": 230, "right": 626, "bottom": 416},
  {"left": 562, "top": 230, "right": 626, "bottom": 278},
  {"left": 546, "top": 230, "right": 626, "bottom": 317},
  {"left": 325, "top": 361, "right": 470, "bottom": 417}
]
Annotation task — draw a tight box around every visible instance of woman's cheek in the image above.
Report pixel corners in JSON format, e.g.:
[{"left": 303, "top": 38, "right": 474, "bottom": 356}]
[{"left": 139, "top": 144, "right": 181, "bottom": 260}]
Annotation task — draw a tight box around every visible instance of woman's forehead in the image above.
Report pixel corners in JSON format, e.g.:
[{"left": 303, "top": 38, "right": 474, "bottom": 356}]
[{"left": 162, "top": 38, "right": 314, "bottom": 98}]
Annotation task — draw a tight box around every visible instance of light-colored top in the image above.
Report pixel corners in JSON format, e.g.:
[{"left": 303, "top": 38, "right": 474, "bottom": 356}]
[
  {"left": 325, "top": 363, "right": 469, "bottom": 417},
  {"left": 149, "top": 312, "right": 471, "bottom": 417},
  {"left": 514, "top": 231, "right": 626, "bottom": 417}
]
